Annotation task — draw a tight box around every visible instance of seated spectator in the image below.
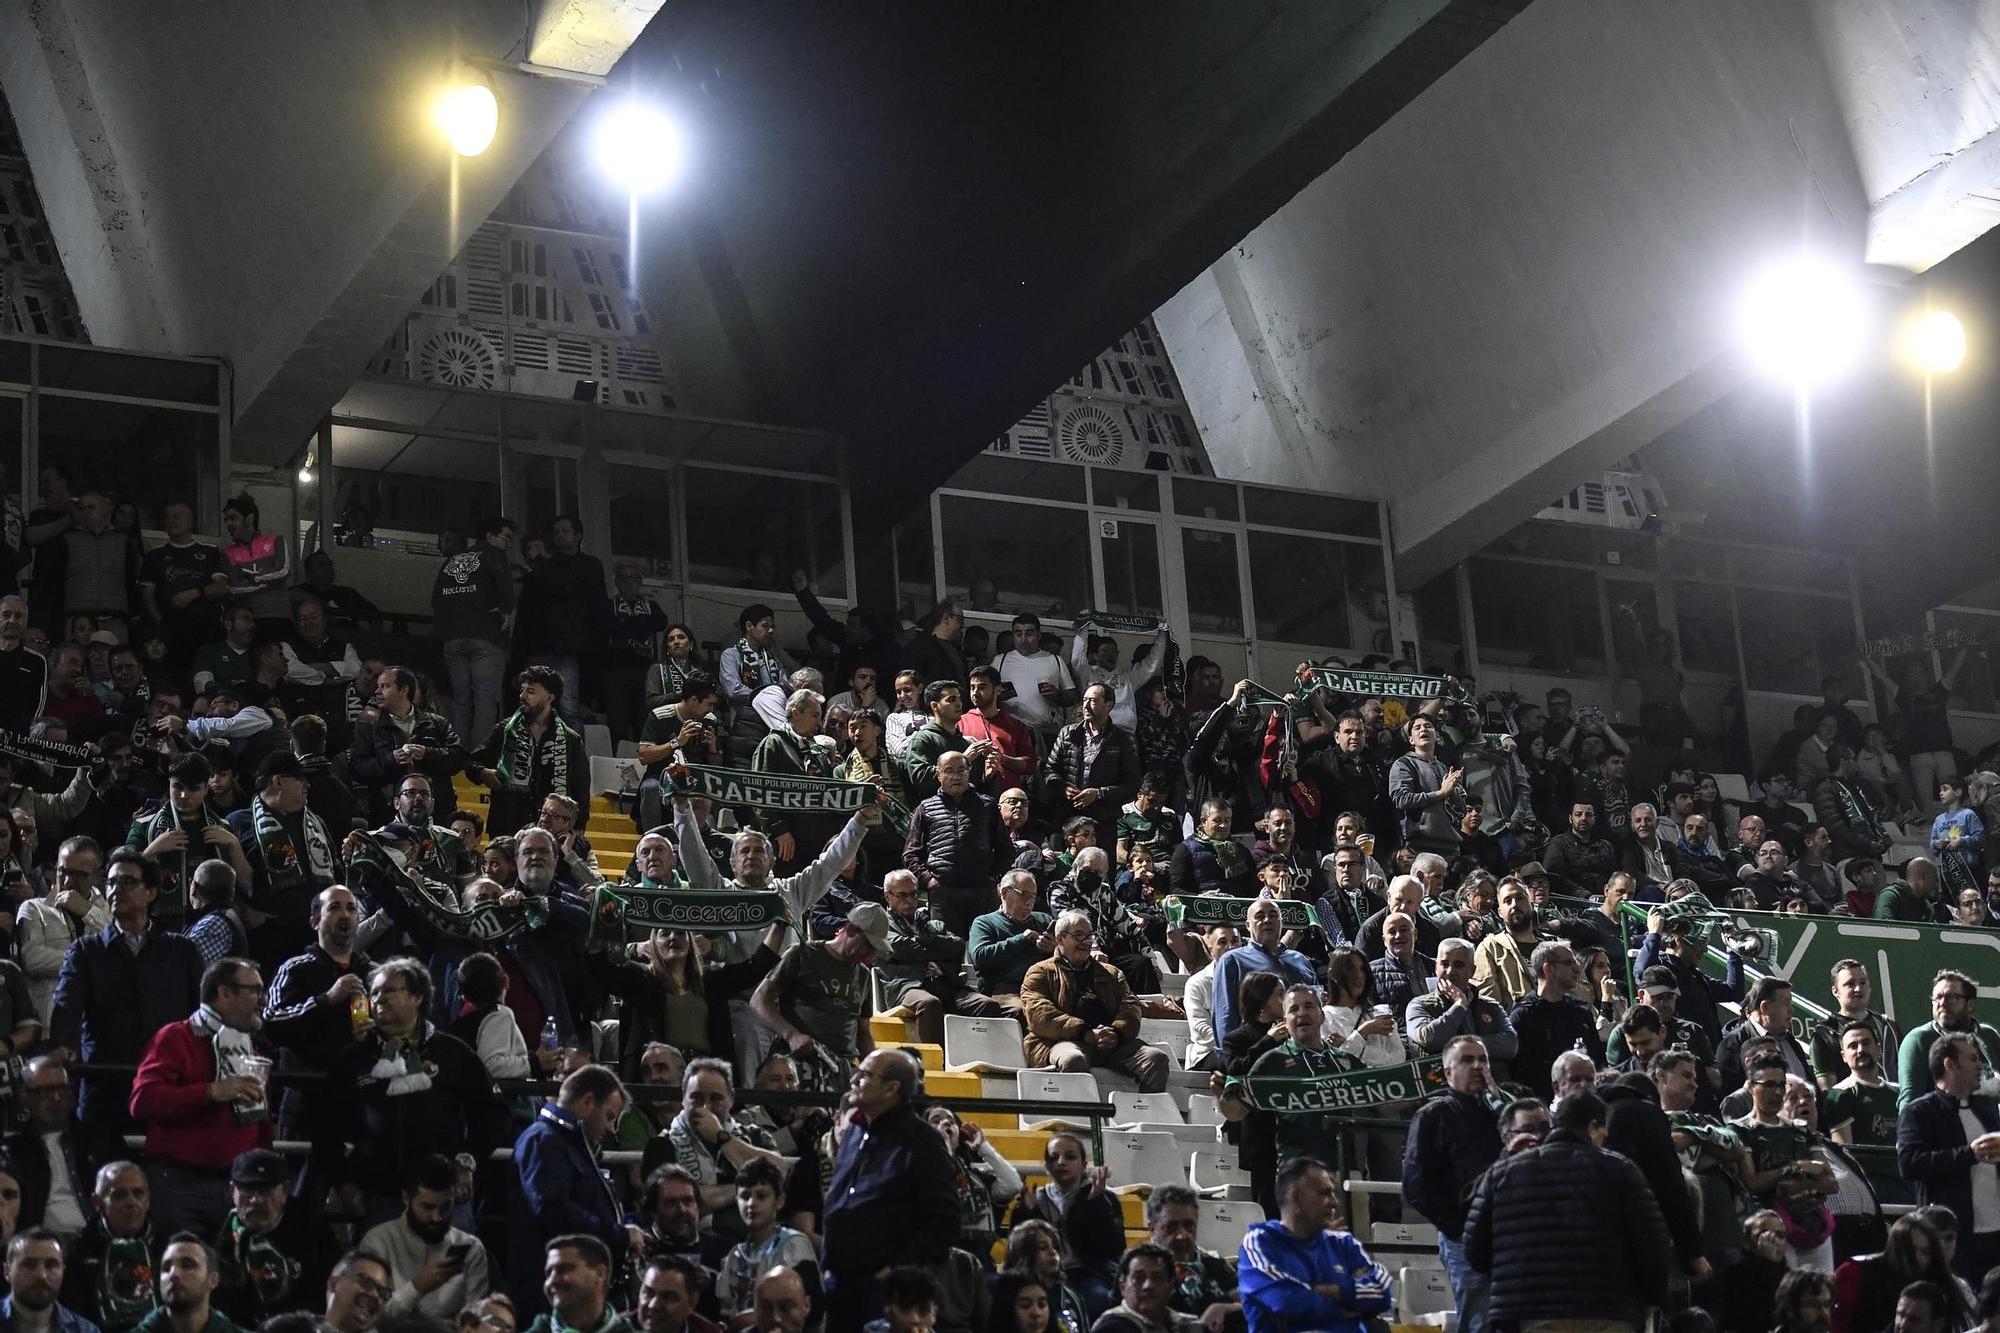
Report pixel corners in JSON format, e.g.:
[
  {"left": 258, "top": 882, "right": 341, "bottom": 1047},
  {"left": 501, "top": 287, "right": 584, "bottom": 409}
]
[
  {"left": 1181, "top": 924, "right": 1239, "bottom": 1072},
  {"left": 7, "top": 1058, "right": 87, "bottom": 1243},
  {"left": 1020, "top": 911, "right": 1168, "bottom": 1092},
  {"left": 966, "top": 871, "right": 1054, "bottom": 1019},
  {"left": 1089, "top": 1244, "right": 1199, "bottom": 1333},
  {"left": 6, "top": 1226, "right": 100, "bottom": 1333},
  {"left": 359, "top": 1153, "right": 490, "bottom": 1329},
  {"left": 747, "top": 1268, "right": 812, "bottom": 1333},
  {"left": 1168, "top": 800, "right": 1254, "bottom": 899},
  {"left": 1356, "top": 875, "right": 1440, "bottom": 961},
  {"left": 1543, "top": 802, "right": 1619, "bottom": 896},
  {"left": 1139, "top": 1185, "right": 1236, "bottom": 1330},
  {"left": 749, "top": 902, "right": 889, "bottom": 1092},
  {"left": 635, "top": 1254, "right": 722, "bottom": 1333},
  {"left": 633, "top": 1166, "right": 730, "bottom": 1311},
  {"left": 1238, "top": 1157, "right": 1393, "bottom": 1333},
  {"left": 715, "top": 1161, "right": 820, "bottom": 1328},
  {"left": 638, "top": 1059, "right": 788, "bottom": 1243},
  {"left": 212, "top": 1148, "right": 335, "bottom": 1325},
  {"left": 1049, "top": 848, "right": 1156, "bottom": 994},
  {"left": 1007, "top": 1136, "right": 1123, "bottom": 1320},
  {"left": 1321, "top": 947, "right": 1406, "bottom": 1067},
  {"left": 525, "top": 1234, "right": 620, "bottom": 1333},
  {"left": 1113, "top": 773, "right": 1181, "bottom": 869},
  {"left": 1209, "top": 898, "right": 1316, "bottom": 1043},
  {"left": 923, "top": 1106, "right": 1021, "bottom": 1266},
  {"left": 877, "top": 870, "right": 1003, "bottom": 1046},
  {"left": 61, "top": 1162, "right": 155, "bottom": 1332},
  {"left": 139, "top": 1234, "right": 248, "bottom": 1333}
]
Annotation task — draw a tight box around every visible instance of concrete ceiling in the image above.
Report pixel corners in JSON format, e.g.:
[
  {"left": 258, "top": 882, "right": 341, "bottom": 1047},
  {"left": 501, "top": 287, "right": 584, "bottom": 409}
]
[
  {"left": 1153, "top": 0, "right": 2000, "bottom": 590},
  {"left": 618, "top": 0, "right": 1529, "bottom": 524}
]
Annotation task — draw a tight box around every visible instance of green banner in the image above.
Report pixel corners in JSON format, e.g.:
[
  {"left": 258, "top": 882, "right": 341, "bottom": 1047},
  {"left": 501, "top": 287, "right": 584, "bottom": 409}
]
[
  {"left": 1163, "top": 894, "right": 1319, "bottom": 932},
  {"left": 1619, "top": 900, "right": 2000, "bottom": 1029},
  {"left": 1295, "top": 666, "right": 1467, "bottom": 703},
  {"left": 1245, "top": 1057, "right": 1444, "bottom": 1113},
  {"left": 667, "top": 763, "right": 879, "bottom": 815},
  {"left": 588, "top": 881, "right": 790, "bottom": 941}
]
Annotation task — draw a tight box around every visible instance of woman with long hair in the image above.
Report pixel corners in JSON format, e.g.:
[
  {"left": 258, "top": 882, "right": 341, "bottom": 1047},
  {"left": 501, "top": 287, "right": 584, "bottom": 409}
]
[
  {"left": 999, "top": 1221, "right": 1084, "bottom": 1333},
  {"left": 986, "top": 1270, "right": 1057, "bottom": 1333},
  {"left": 1832, "top": 1212, "right": 1969, "bottom": 1333},
  {"left": 1220, "top": 970, "right": 1287, "bottom": 1071},
  {"left": 645, "top": 623, "right": 707, "bottom": 709},
  {"left": 1322, "top": 947, "right": 1402, "bottom": 1066},
  {"left": 1691, "top": 774, "right": 1734, "bottom": 856}
]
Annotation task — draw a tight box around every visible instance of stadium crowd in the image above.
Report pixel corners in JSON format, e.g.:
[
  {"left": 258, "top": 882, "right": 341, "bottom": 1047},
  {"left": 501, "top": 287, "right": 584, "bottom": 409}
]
[{"left": 0, "top": 474, "right": 1986, "bottom": 1333}]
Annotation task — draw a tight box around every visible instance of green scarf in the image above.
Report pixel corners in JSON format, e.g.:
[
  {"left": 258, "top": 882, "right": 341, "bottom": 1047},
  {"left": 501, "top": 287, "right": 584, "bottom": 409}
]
[
  {"left": 1238, "top": 1054, "right": 1444, "bottom": 1114},
  {"left": 1295, "top": 665, "right": 1469, "bottom": 703},
  {"left": 1193, "top": 831, "right": 1250, "bottom": 882},
  {"left": 588, "top": 880, "right": 790, "bottom": 946},
  {"left": 665, "top": 762, "right": 883, "bottom": 818},
  {"left": 493, "top": 707, "right": 578, "bottom": 793},
  {"left": 342, "top": 830, "right": 543, "bottom": 942},
  {"left": 93, "top": 1224, "right": 157, "bottom": 1330},
  {"left": 731, "top": 635, "right": 782, "bottom": 690},
  {"left": 218, "top": 1211, "right": 299, "bottom": 1310},
  {"left": 249, "top": 797, "right": 334, "bottom": 891}
]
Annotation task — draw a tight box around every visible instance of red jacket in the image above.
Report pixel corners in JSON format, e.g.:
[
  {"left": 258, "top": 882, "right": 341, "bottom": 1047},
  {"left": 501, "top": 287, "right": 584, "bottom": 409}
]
[
  {"left": 961, "top": 709, "right": 1037, "bottom": 790},
  {"left": 129, "top": 1019, "right": 272, "bottom": 1168}
]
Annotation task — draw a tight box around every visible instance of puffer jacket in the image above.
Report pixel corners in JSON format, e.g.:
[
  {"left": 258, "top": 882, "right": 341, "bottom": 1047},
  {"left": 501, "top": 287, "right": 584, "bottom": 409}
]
[
  {"left": 1812, "top": 775, "right": 1891, "bottom": 860},
  {"left": 1463, "top": 1128, "right": 1672, "bottom": 1325},
  {"left": 1041, "top": 719, "right": 1141, "bottom": 815},
  {"left": 1018, "top": 954, "right": 1141, "bottom": 1066},
  {"left": 903, "top": 786, "right": 1003, "bottom": 891}
]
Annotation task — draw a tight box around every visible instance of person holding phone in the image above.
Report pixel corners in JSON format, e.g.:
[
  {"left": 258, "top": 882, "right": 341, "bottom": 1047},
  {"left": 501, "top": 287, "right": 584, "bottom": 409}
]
[{"left": 360, "top": 1152, "right": 492, "bottom": 1324}]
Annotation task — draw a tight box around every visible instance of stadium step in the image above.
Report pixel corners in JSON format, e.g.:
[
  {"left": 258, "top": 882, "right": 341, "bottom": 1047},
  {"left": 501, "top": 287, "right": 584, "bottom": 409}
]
[{"left": 870, "top": 1013, "right": 912, "bottom": 1045}]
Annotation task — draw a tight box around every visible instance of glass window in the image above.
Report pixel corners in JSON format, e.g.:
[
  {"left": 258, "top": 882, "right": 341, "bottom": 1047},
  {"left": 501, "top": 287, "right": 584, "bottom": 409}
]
[
  {"left": 1249, "top": 532, "right": 1388, "bottom": 653},
  {"left": 1931, "top": 610, "right": 2000, "bottom": 712},
  {"left": 606, "top": 464, "right": 675, "bottom": 578},
  {"left": 943, "top": 454, "right": 1085, "bottom": 503},
  {"left": 1173, "top": 478, "right": 1239, "bottom": 522},
  {"left": 1492, "top": 522, "right": 1596, "bottom": 564},
  {"left": 1098, "top": 518, "right": 1163, "bottom": 622},
  {"left": 0, "top": 395, "right": 19, "bottom": 523},
  {"left": 1605, "top": 579, "right": 1661, "bottom": 677},
  {"left": 512, "top": 453, "right": 579, "bottom": 551},
  {"left": 335, "top": 467, "right": 498, "bottom": 546},
  {"left": 939, "top": 495, "right": 1088, "bottom": 618},
  {"left": 1672, "top": 582, "right": 1737, "bottom": 674},
  {"left": 1089, "top": 469, "right": 1160, "bottom": 512},
  {"left": 34, "top": 396, "right": 219, "bottom": 530},
  {"left": 36, "top": 349, "right": 219, "bottom": 405},
  {"left": 684, "top": 468, "right": 844, "bottom": 598},
  {"left": 1737, "top": 589, "right": 1855, "bottom": 695},
  {"left": 1180, "top": 527, "right": 1244, "bottom": 637},
  {"left": 0, "top": 339, "right": 27, "bottom": 387},
  {"left": 1731, "top": 545, "right": 1849, "bottom": 593},
  {"left": 1665, "top": 539, "right": 1730, "bottom": 580},
  {"left": 1243, "top": 486, "right": 1378, "bottom": 537},
  {"left": 1469, "top": 558, "right": 1605, "bottom": 673},
  {"left": 895, "top": 505, "right": 936, "bottom": 622},
  {"left": 1414, "top": 572, "right": 1466, "bottom": 677}
]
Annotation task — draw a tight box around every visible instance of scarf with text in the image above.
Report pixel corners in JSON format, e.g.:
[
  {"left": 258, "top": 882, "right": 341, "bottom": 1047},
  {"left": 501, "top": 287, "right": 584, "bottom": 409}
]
[
  {"left": 0, "top": 728, "right": 93, "bottom": 770},
  {"left": 663, "top": 762, "right": 882, "bottom": 820},
  {"left": 249, "top": 798, "right": 334, "bottom": 892},
  {"left": 91, "top": 1221, "right": 157, "bottom": 1329},
  {"left": 493, "top": 707, "right": 578, "bottom": 795},
  {"left": 587, "top": 880, "right": 789, "bottom": 944},
  {"left": 1191, "top": 831, "right": 1250, "bottom": 883},
  {"left": 1296, "top": 665, "right": 1469, "bottom": 704},
  {"left": 190, "top": 1002, "right": 266, "bottom": 1123},
  {"left": 1075, "top": 611, "right": 1183, "bottom": 705},
  {"left": 1239, "top": 1055, "right": 1445, "bottom": 1114},
  {"left": 343, "top": 829, "right": 543, "bottom": 942},
  {"left": 1163, "top": 893, "right": 1318, "bottom": 932}
]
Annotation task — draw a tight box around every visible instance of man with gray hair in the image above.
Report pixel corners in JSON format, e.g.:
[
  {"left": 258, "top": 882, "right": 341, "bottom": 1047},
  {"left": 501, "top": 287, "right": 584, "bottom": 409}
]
[
  {"left": 1020, "top": 909, "right": 1168, "bottom": 1090},
  {"left": 1508, "top": 940, "right": 1604, "bottom": 1099},
  {"left": 965, "top": 869, "right": 1053, "bottom": 1020},
  {"left": 750, "top": 683, "right": 840, "bottom": 875},
  {"left": 904, "top": 747, "right": 1005, "bottom": 937},
  {"left": 673, "top": 790, "right": 878, "bottom": 1073},
  {"left": 876, "top": 868, "right": 1004, "bottom": 1045},
  {"left": 1408, "top": 938, "right": 1519, "bottom": 1065}
]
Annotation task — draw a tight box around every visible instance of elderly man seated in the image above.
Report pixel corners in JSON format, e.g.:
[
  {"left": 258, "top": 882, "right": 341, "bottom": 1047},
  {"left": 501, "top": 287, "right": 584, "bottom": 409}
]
[{"left": 1020, "top": 909, "right": 1169, "bottom": 1091}]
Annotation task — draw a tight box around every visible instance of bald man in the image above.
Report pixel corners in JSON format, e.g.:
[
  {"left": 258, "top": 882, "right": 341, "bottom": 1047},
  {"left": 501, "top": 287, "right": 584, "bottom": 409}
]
[
  {"left": 0, "top": 595, "right": 45, "bottom": 733},
  {"left": 751, "top": 1267, "right": 810, "bottom": 1333}
]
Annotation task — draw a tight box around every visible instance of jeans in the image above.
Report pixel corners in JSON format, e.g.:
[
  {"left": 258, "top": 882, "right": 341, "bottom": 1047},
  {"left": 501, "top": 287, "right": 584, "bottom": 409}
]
[
  {"left": 1439, "top": 1233, "right": 1489, "bottom": 1333},
  {"left": 1048, "top": 1037, "right": 1168, "bottom": 1092},
  {"left": 528, "top": 653, "right": 584, "bottom": 727},
  {"left": 444, "top": 637, "right": 509, "bottom": 743}
]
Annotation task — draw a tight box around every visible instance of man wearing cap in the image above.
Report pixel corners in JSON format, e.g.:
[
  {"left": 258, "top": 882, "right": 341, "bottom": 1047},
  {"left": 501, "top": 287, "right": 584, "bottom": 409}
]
[
  {"left": 227, "top": 751, "right": 341, "bottom": 972},
  {"left": 212, "top": 1148, "right": 336, "bottom": 1325},
  {"left": 1607, "top": 966, "right": 1719, "bottom": 1097},
  {"left": 748, "top": 903, "right": 887, "bottom": 1092}
]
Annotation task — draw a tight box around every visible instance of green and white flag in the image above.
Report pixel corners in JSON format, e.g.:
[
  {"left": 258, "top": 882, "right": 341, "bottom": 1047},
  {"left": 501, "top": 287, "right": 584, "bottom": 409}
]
[
  {"left": 1295, "top": 666, "right": 1468, "bottom": 703},
  {"left": 1162, "top": 894, "right": 1320, "bottom": 932},
  {"left": 666, "top": 763, "right": 882, "bottom": 816},
  {"left": 1242, "top": 1057, "right": 1445, "bottom": 1113},
  {"left": 588, "top": 881, "right": 790, "bottom": 943}
]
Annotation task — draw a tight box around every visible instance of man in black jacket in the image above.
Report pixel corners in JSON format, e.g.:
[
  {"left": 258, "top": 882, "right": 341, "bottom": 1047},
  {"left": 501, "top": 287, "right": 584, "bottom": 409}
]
[
  {"left": 1602, "top": 1071, "right": 1708, "bottom": 1287},
  {"left": 1897, "top": 1031, "right": 2000, "bottom": 1282},
  {"left": 431, "top": 517, "right": 516, "bottom": 746},
  {"left": 6, "top": 1058, "right": 90, "bottom": 1242},
  {"left": 1463, "top": 1090, "right": 1671, "bottom": 1329},
  {"left": 1508, "top": 940, "right": 1605, "bottom": 1100},
  {"left": 1402, "top": 1036, "right": 1501, "bottom": 1333},
  {"left": 261, "top": 886, "right": 375, "bottom": 1138},
  {"left": 1042, "top": 683, "right": 1140, "bottom": 825},
  {"left": 1543, "top": 801, "right": 1619, "bottom": 895},
  {"left": 821, "top": 1048, "right": 958, "bottom": 1330},
  {"left": 347, "top": 666, "right": 465, "bottom": 825},
  {"left": 902, "top": 750, "right": 1004, "bottom": 937}
]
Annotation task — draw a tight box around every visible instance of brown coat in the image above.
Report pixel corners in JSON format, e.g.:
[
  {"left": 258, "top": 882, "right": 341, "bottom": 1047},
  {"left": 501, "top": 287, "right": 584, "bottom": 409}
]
[{"left": 1018, "top": 954, "right": 1142, "bottom": 1066}]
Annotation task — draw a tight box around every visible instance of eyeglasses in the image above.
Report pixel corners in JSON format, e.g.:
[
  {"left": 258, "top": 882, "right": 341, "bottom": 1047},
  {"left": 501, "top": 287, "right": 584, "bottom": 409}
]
[{"left": 221, "top": 982, "right": 266, "bottom": 996}]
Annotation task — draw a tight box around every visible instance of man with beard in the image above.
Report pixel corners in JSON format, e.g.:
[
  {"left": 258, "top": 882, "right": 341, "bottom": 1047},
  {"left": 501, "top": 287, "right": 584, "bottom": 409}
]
[
  {"left": 128, "top": 753, "right": 253, "bottom": 932},
  {"left": 1897, "top": 969, "right": 2000, "bottom": 1107},
  {"left": 62, "top": 1163, "right": 156, "bottom": 1332},
  {"left": 1508, "top": 941, "right": 1604, "bottom": 1101},
  {"left": 1470, "top": 878, "right": 1542, "bottom": 1013},
  {"left": 1543, "top": 801, "right": 1619, "bottom": 896},
  {"left": 227, "top": 752, "right": 340, "bottom": 970},
  {"left": 262, "top": 886, "right": 374, "bottom": 1139},
  {"left": 1825, "top": 1023, "right": 1900, "bottom": 1147},
  {"left": 4, "top": 1227, "right": 99, "bottom": 1333},
  {"left": 467, "top": 666, "right": 587, "bottom": 841},
  {"left": 1042, "top": 682, "right": 1139, "bottom": 823},
  {"left": 211, "top": 1149, "right": 336, "bottom": 1325},
  {"left": 130, "top": 959, "right": 273, "bottom": 1241},
  {"left": 633, "top": 1166, "right": 730, "bottom": 1316},
  {"left": 137, "top": 1235, "right": 249, "bottom": 1333},
  {"left": 384, "top": 775, "right": 477, "bottom": 885},
  {"left": 1402, "top": 1037, "right": 1502, "bottom": 1333},
  {"left": 959, "top": 664, "right": 1036, "bottom": 798},
  {"left": 360, "top": 1153, "right": 491, "bottom": 1326},
  {"left": 526, "top": 1235, "right": 628, "bottom": 1333},
  {"left": 349, "top": 666, "right": 464, "bottom": 826}
]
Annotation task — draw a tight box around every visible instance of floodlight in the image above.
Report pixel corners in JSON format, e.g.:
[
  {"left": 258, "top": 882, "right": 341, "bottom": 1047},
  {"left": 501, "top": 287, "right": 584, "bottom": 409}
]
[
  {"left": 593, "top": 101, "right": 684, "bottom": 194},
  {"left": 1738, "top": 254, "right": 1870, "bottom": 386},
  {"left": 1905, "top": 309, "right": 1966, "bottom": 374},
  {"left": 436, "top": 75, "right": 499, "bottom": 158}
]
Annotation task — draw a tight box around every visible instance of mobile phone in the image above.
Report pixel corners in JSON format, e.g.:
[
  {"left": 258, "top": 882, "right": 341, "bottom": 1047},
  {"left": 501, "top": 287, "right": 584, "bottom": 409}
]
[
  {"left": 1000, "top": 682, "right": 1018, "bottom": 700},
  {"left": 446, "top": 1243, "right": 472, "bottom": 1264}
]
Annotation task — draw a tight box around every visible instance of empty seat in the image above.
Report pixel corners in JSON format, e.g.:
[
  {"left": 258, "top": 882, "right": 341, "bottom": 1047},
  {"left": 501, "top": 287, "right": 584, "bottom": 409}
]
[
  {"left": 583, "top": 723, "right": 614, "bottom": 760},
  {"left": 1110, "top": 1091, "right": 1185, "bottom": 1127},
  {"left": 589, "top": 755, "right": 638, "bottom": 800},
  {"left": 1101, "top": 1130, "right": 1185, "bottom": 1195},
  {"left": 1189, "top": 1149, "right": 1252, "bottom": 1198},
  {"left": 1398, "top": 1265, "right": 1454, "bottom": 1321},
  {"left": 614, "top": 740, "right": 642, "bottom": 759},
  {"left": 1714, "top": 772, "right": 1750, "bottom": 803},
  {"left": 1185, "top": 1093, "right": 1223, "bottom": 1127},
  {"left": 1195, "top": 1198, "right": 1261, "bottom": 1256},
  {"left": 944, "top": 1014, "right": 1026, "bottom": 1074},
  {"left": 1159, "top": 971, "right": 1189, "bottom": 999},
  {"left": 1139, "top": 1019, "right": 1191, "bottom": 1067},
  {"left": 1014, "top": 1069, "right": 1104, "bottom": 1131},
  {"left": 1369, "top": 1217, "right": 1439, "bottom": 1248}
]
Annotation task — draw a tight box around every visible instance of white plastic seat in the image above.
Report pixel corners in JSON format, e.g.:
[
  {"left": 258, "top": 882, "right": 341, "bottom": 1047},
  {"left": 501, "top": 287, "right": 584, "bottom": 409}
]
[
  {"left": 583, "top": 723, "right": 614, "bottom": 760},
  {"left": 1715, "top": 772, "right": 1751, "bottom": 804},
  {"left": 1185, "top": 1093, "right": 1223, "bottom": 1127},
  {"left": 945, "top": 1014, "right": 1026, "bottom": 1074},
  {"left": 1101, "top": 1129, "right": 1185, "bottom": 1195},
  {"left": 1139, "top": 1018, "right": 1192, "bottom": 1067},
  {"left": 1159, "top": 971, "right": 1189, "bottom": 999},
  {"left": 614, "top": 740, "right": 642, "bottom": 759},
  {"left": 1194, "top": 1198, "right": 1261, "bottom": 1256},
  {"left": 1398, "top": 1265, "right": 1455, "bottom": 1321},
  {"left": 1110, "top": 1090, "right": 1184, "bottom": 1127},
  {"left": 589, "top": 755, "right": 638, "bottom": 800},
  {"left": 1189, "top": 1148, "right": 1251, "bottom": 1197},
  {"left": 1014, "top": 1069, "right": 1103, "bottom": 1131}
]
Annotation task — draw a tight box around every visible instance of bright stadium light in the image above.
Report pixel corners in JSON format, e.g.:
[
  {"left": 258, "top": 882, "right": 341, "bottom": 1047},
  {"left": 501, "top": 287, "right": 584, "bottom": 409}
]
[
  {"left": 1905, "top": 308, "right": 1967, "bottom": 374},
  {"left": 593, "top": 101, "right": 684, "bottom": 194},
  {"left": 435, "top": 71, "right": 499, "bottom": 158},
  {"left": 1738, "top": 253, "right": 1871, "bottom": 387}
]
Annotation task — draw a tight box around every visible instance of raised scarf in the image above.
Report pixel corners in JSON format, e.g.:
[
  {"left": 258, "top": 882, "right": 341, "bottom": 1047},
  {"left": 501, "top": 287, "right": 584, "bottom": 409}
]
[
  {"left": 190, "top": 1002, "right": 266, "bottom": 1122},
  {"left": 494, "top": 707, "right": 577, "bottom": 793},
  {"left": 249, "top": 798, "right": 333, "bottom": 890},
  {"left": 343, "top": 829, "right": 542, "bottom": 942},
  {"left": 1192, "top": 831, "right": 1250, "bottom": 882}
]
